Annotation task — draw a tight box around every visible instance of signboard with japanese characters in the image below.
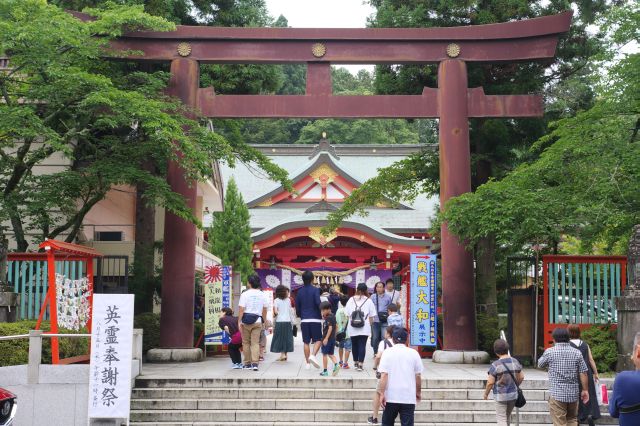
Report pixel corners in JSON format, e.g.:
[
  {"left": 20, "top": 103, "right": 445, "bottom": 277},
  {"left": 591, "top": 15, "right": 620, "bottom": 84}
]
[
  {"left": 409, "top": 254, "right": 438, "bottom": 346},
  {"left": 204, "top": 265, "right": 232, "bottom": 345},
  {"left": 88, "top": 294, "right": 134, "bottom": 420}
]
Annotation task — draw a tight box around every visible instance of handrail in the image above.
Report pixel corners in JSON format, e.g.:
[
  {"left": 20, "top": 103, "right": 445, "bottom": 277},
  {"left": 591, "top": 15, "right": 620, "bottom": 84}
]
[{"left": 0, "top": 334, "right": 30, "bottom": 340}]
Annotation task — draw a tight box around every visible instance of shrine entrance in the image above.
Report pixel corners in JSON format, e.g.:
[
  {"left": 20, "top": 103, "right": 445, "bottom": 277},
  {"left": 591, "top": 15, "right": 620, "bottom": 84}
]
[{"left": 103, "top": 12, "right": 572, "bottom": 351}]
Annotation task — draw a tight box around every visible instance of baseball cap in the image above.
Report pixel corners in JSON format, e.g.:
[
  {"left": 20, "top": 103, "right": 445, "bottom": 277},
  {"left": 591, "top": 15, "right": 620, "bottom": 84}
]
[{"left": 392, "top": 327, "right": 409, "bottom": 344}]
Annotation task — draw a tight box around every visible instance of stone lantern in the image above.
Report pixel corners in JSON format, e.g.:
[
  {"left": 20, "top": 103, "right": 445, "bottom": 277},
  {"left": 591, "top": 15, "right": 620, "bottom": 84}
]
[{"left": 616, "top": 225, "right": 640, "bottom": 370}]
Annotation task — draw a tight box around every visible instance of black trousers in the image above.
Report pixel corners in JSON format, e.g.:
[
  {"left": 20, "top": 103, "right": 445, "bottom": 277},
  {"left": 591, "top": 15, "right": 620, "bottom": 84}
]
[
  {"left": 350, "top": 335, "right": 368, "bottom": 363},
  {"left": 228, "top": 342, "right": 242, "bottom": 364},
  {"left": 382, "top": 402, "right": 416, "bottom": 426}
]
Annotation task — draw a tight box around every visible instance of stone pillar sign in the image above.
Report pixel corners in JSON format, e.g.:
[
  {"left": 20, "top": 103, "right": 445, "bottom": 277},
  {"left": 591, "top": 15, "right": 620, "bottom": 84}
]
[{"left": 615, "top": 224, "right": 640, "bottom": 371}]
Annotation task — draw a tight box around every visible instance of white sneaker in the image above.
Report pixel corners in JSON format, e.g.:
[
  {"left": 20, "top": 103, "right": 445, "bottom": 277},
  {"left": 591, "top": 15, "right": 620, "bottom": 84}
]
[
  {"left": 308, "top": 354, "right": 321, "bottom": 369},
  {"left": 305, "top": 362, "right": 311, "bottom": 370}
]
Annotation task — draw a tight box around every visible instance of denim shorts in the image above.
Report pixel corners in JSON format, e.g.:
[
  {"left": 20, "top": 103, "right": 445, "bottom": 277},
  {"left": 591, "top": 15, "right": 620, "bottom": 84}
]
[{"left": 337, "top": 337, "right": 352, "bottom": 350}]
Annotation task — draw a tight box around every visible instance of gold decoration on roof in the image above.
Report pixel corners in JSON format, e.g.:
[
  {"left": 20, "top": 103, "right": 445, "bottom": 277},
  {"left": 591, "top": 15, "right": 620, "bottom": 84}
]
[
  {"left": 309, "top": 164, "right": 338, "bottom": 186},
  {"left": 311, "top": 43, "right": 327, "bottom": 58},
  {"left": 446, "top": 43, "right": 461, "bottom": 58},
  {"left": 309, "top": 227, "right": 337, "bottom": 246},
  {"left": 177, "top": 42, "right": 192, "bottom": 57},
  {"left": 257, "top": 197, "right": 273, "bottom": 207}
]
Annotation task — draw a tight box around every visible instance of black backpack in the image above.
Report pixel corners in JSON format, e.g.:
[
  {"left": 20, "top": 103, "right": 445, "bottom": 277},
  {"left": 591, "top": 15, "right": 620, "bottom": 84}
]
[{"left": 350, "top": 297, "right": 368, "bottom": 328}]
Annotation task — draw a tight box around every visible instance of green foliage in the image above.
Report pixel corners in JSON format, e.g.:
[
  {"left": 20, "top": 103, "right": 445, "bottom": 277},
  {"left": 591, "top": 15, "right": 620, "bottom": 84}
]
[
  {"left": 582, "top": 325, "right": 618, "bottom": 373},
  {"left": 476, "top": 313, "right": 499, "bottom": 355},
  {"left": 0, "top": 0, "right": 289, "bottom": 251},
  {"left": 0, "top": 320, "right": 88, "bottom": 366},
  {"left": 209, "top": 177, "right": 254, "bottom": 281},
  {"left": 133, "top": 312, "right": 161, "bottom": 353},
  {"left": 442, "top": 1, "right": 640, "bottom": 253},
  {"left": 133, "top": 312, "right": 202, "bottom": 353}
]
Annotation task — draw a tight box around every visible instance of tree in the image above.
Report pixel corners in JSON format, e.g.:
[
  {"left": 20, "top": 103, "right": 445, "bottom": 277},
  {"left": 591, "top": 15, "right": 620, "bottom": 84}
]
[
  {"left": 441, "top": 1, "right": 639, "bottom": 255},
  {"left": 209, "top": 178, "right": 254, "bottom": 281},
  {"left": 327, "top": 0, "right": 609, "bottom": 323},
  {"left": 0, "top": 1, "right": 289, "bottom": 253}
]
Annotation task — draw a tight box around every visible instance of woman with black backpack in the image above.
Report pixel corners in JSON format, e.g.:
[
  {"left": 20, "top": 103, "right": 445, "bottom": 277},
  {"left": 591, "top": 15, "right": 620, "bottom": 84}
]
[{"left": 345, "top": 283, "right": 377, "bottom": 371}]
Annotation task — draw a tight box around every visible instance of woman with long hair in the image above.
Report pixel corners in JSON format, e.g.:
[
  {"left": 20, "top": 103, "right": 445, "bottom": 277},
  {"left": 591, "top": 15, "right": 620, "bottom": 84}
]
[
  {"left": 345, "top": 283, "right": 377, "bottom": 371},
  {"left": 270, "top": 284, "right": 295, "bottom": 361}
]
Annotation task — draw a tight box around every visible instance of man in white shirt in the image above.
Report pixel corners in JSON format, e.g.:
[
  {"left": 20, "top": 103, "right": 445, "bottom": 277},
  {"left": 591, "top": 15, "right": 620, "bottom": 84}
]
[
  {"left": 238, "top": 275, "right": 267, "bottom": 371},
  {"left": 377, "top": 327, "right": 423, "bottom": 425},
  {"left": 385, "top": 279, "right": 401, "bottom": 311}
]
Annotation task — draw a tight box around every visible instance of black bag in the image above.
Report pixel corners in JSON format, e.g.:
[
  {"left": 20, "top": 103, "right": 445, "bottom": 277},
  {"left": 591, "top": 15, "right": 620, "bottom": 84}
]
[
  {"left": 375, "top": 294, "right": 389, "bottom": 323},
  {"left": 292, "top": 324, "right": 298, "bottom": 337},
  {"left": 336, "top": 331, "right": 346, "bottom": 342},
  {"left": 350, "top": 298, "right": 367, "bottom": 328},
  {"left": 502, "top": 359, "right": 526, "bottom": 408},
  {"left": 241, "top": 313, "right": 260, "bottom": 325}
]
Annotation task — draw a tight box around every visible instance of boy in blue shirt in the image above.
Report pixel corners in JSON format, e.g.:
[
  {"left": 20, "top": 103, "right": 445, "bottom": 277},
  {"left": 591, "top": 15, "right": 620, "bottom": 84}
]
[{"left": 610, "top": 332, "right": 640, "bottom": 425}]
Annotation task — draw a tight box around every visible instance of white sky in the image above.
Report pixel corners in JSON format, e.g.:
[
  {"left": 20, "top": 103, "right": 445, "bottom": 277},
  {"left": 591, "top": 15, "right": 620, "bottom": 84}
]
[{"left": 265, "top": 0, "right": 375, "bottom": 74}]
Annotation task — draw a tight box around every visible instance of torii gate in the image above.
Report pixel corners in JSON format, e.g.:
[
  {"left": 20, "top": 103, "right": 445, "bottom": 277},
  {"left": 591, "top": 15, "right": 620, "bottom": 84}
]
[{"left": 105, "top": 11, "right": 571, "bottom": 352}]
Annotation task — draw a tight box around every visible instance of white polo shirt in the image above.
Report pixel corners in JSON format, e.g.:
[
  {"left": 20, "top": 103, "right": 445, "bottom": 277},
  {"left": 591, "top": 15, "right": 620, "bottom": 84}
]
[{"left": 378, "top": 344, "right": 424, "bottom": 404}]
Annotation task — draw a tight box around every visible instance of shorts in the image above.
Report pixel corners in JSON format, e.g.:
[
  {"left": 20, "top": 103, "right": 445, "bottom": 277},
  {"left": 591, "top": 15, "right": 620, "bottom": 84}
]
[
  {"left": 321, "top": 339, "right": 336, "bottom": 355},
  {"left": 301, "top": 322, "right": 322, "bottom": 344},
  {"left": 338, "top": 337, "right": 352, "bottom": 351}
]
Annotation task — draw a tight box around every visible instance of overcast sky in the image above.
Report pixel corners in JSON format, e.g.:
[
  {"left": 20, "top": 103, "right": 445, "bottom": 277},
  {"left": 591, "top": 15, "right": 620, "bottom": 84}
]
[{"left": 265, "top": 0, "right": 375, "bottom": 73}]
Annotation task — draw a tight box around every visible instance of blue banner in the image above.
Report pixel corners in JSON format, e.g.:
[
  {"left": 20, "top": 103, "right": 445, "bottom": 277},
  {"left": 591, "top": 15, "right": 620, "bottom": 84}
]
[
  {"left": 409, "top": 254, "right": 437, "bottom": 347},
  {"left": 205, "top": 265, "right": 232, "bottom": 345}
]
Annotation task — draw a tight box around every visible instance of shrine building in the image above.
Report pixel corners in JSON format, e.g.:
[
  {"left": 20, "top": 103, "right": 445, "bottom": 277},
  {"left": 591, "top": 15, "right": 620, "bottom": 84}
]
[{"left": 216, "top": 138, "right": 437, "bottom": 295}]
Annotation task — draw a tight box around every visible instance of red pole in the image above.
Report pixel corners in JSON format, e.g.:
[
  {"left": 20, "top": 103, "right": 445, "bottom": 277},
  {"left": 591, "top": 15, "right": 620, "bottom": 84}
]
[
  {"left": 437, "top": 59, "right": 477, "bottom": 351},
  {"left": 46, "top": 249, "right": 60, "bottom": 364},
  {"left": 159, "top": 58, "right": 199, "bottom": 348}
]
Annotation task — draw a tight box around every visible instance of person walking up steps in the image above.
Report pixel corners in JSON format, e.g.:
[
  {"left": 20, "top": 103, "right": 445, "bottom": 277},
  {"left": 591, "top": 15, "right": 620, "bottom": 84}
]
[
  {"left": 567, "top": 324, "right": 601, "bottom": 425},
  {"left": 538, "top": 327, "right": 589, "bottom": 426},
  {"left": 271, "top": 285, "right": 294, "bottom": 361},
  {"left": 609, "top": 332, "right": 640, "bottom": 426},
  {"left": 369, "top": 325, "right": 397, "bottom": 425},
  {"left": 346, "top": 283, "right": 377, "bottom": 371},
  {"left": 319, "top": 301, "right": 340, "bottom": 377},
  {"left": 371, "top": 281, "right": 392, "bottom": 357},
  {"left": 377, "top": 327, "right": 423, "bottom": 426},
  {"left": 295, "top": 270, "right": 322, "bottom": 369},
  {"left": 336, "top": 295, "right": 352, "bottom": 369},
  {"left": 483, "top": 339, "right": 524, "bottom": 426},
  {"left": 238, "top": 275, "right": 267, "bottom": 371}
]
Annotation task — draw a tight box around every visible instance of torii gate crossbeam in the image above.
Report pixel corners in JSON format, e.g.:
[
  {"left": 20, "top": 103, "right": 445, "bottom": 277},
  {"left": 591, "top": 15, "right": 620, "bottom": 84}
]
[{"left": 93, "top": 11, "right": 572, "bottom": 352}]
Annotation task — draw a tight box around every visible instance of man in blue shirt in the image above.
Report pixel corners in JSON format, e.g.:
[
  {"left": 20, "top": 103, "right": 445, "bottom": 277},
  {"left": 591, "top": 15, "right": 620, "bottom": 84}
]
[
  {"left": 610, "top": 332, "right": 640, "bottom": 425},
  {"left": 295, "top": 270, "right": 322, "bottom": 369}
]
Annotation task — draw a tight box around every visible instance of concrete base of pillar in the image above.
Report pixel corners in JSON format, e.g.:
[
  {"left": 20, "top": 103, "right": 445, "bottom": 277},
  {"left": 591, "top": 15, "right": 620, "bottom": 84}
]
[
  {"left": 147, "top": 348, "right": 203, "bottom": 363},
  {"left": 432, "top": 350, "right": 490, "bottom": 364},
  {"left": 615, "top": 290, "right": 640, "bottom": 371}
]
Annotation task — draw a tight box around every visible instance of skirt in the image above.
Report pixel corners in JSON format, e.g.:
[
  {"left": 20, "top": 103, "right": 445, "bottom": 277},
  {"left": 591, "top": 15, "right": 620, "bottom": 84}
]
[{"left": 270, "top": 321, "right": 294, "bottom": 353}]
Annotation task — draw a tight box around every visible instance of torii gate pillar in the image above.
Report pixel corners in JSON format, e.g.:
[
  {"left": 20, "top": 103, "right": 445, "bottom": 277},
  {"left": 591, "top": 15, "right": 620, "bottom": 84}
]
[{"left": 437, "top": 60, "right": 476, "bottom": 351}]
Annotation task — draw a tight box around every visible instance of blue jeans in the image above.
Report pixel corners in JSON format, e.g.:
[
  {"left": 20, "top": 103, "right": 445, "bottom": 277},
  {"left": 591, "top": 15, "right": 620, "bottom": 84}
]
[
  {"left": 382, "top": 402, "right": 416, "bottom": 426},
  {"left": 371, "top": 322, "right": 387, "bottom": 354}
]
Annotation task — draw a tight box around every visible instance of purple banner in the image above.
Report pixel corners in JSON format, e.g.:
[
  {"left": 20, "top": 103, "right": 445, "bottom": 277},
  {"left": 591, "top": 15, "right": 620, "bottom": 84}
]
[{"left": 255, "top": 268, "right": 392, "bottom": 292}]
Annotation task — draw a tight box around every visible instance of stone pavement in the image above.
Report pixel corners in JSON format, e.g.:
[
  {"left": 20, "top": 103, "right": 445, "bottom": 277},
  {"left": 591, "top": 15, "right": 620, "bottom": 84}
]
[{"left": 139, "top": 333, "right": 549, "bottom": 380}]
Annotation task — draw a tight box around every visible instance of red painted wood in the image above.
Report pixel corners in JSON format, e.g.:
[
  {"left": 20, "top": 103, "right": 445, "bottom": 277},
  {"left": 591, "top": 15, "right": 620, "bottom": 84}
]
[
  {"left": 438, "top": 60, "right": 476, "bottom": 351},
  {"left": 262, "top": 247, "right": 386, "bottom": 258},
  {"left": 306, "top": 63, "right": 332, "bottom": 95},
  {"left": 160, "top": 58, "right": 199, "bottom": 348}
]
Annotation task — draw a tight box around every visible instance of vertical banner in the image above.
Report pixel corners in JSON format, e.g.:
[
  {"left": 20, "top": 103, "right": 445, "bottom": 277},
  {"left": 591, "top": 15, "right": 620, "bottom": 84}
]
[
  {"left": 205, "top": 265, "right": 232, "bottom": 345},
  {"left": 410, "top": 254, "right": 438, "bottom": 346},
  {"left": 88, "top": 294, "right": 134, "bottom": 420}
]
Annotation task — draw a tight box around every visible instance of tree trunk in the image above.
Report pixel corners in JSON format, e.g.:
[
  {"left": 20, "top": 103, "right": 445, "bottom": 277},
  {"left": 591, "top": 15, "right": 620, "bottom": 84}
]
[
  {"left": 132, "top": 162, "right": 157, "bottom": 314},
  {"left": 476, "top": 234, "right": 498, "bottom": 316},
  {"left": 0, "top": 231, "right": 8, "bottom": 287}
]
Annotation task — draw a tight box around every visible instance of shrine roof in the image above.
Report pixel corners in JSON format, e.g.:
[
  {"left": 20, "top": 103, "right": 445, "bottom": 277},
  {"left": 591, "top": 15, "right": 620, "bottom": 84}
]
[
  {"left": 218, "top": 141, "right": 437, "bottom": 219},
  {"left": 251, "top": 212, "right": 431, "bottom": 249}
]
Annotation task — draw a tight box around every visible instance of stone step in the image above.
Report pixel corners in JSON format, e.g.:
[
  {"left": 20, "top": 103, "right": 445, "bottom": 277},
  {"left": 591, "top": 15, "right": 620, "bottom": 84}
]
[
  {"left": 131, "top": 387, "right": 553, "bottom": 401},
  {"left": 130, "top": 423, "right": 560, "bottom": 426},
  {"left": 130, "top": 409, "right": 619, "bottom": 424},
  {"left": 132, "top": 398, "right": 605, "bottom": 412}
]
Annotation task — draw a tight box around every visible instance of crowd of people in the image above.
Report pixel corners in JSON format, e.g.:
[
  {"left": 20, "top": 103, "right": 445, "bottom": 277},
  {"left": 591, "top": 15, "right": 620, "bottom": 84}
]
[{"left": 217, "top": 271, "right": 640, "bottom": 426}]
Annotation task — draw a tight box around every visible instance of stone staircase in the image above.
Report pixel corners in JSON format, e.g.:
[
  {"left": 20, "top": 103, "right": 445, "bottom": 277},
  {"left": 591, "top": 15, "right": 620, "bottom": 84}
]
[{"left": 129, "top": 376, "right": 617, "bottom": 426}]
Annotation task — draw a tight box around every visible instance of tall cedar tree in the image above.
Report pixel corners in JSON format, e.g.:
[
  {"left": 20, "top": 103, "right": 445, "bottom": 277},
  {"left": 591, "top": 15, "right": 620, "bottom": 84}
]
[{"left": 209, "top": 178, "right": 254, "bottom": 282}]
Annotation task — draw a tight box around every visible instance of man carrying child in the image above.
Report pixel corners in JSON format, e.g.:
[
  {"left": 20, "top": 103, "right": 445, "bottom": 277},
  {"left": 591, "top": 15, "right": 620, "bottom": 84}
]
[{"left": 319, "top": 301, "right": 340, "bottom": 377}]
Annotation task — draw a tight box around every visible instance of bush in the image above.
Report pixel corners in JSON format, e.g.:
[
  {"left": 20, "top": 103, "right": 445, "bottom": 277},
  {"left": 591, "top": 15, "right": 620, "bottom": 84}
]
[
  {"left": 0, "top": 320, "right": 88, "bottom": 366},
  {"left": 582, "top": 325, "right": 618, "bottom": 373},
  {"left": 477, "top": 312, "right": 499, "bottom": 355},
  {"left": 133, "top": 312, "right": 203, "bottom": 353}
]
